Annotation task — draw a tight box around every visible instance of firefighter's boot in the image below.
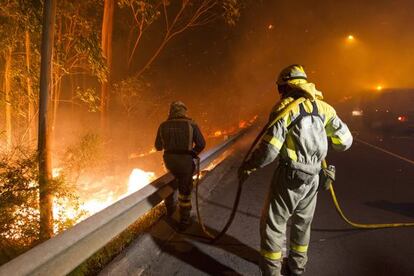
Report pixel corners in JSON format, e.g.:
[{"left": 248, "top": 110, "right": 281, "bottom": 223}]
[
  {"left": 178, "top": 196, "right": 192, "bottom": 231},
  {"left": 165, "top": 193, "right": 177, "bottom": 217},
  {"left": 178, "top": 209, "right": 192, "bottom": 231},
  {"left": 259, "top": 255, "right": 282, "bottom": 276}
]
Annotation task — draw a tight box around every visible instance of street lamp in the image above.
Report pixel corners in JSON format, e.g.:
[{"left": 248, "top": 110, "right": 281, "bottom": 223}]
[{"left": 347, "top": 34, "right": 355, "bottom": 42}]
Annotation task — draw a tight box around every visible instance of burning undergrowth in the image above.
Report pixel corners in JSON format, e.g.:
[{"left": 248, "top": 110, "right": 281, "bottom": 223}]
[
  {"left": 66, "top": 115, "right": 258, "bottom": 221},
  {"left": 53, "top": 133, "right": 159, "bottom": 222},
  {"left": 0, "top": 115, "right": 257, "bottom": 264}
]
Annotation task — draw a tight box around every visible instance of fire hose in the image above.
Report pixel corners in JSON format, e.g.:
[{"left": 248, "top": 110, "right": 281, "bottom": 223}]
[
  {"left": 324, "top": 160, "right": 414, "bottom": 229},
  {"left": 194, "top": 119, "right": 269, "bottom": 243},
  {"left": 194, "top": 99, "right": 306, "bottom": 243},
  {"left": 194, "top": 98, "right": 414, "bottom": 244},
  {"left": 195, "top": 156, "right": 245, "bottom": 243}
]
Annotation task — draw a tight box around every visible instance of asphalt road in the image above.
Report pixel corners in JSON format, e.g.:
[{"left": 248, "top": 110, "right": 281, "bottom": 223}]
[{"left": 101, "top": 130, "right": 414, "bottom": 276}]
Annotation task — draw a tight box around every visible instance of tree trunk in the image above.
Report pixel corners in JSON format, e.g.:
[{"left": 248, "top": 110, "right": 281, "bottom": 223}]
[
  {"left": 70, "top": 74, "right": 75, "bottom": 114},
  {"left": 100, "top": 0, "right": 115, "bottom": 132},
  {"left": 4, "top": 47, "right": 12, "bottom": 150},
  {"left": 50, "top": 17, "right": 62, "bottom": 141},
  {"left": 51, "top": 79, "right": 61, "bottom": 135},
  {"left": 38, "top": 0, "right": 57, "bottom": 241},
  {"left": 25, "top": 30, "right": 34, "bottom": 144}
]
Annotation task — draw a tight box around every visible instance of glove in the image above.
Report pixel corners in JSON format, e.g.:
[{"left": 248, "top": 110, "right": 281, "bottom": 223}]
[
  {"left": 319, "top": 165, "right": 336, "bottom": 191},
  {"left": 238, "top": 163, "right": 255, "bottom": 183}
]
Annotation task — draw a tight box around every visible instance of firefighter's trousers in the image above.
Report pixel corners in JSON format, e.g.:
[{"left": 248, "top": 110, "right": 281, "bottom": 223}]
[
  {"left": 163, "top": 153, "right": 195, "bottom": 222},
  {"left": 260, "top": 163, "right": 319, "bottom": 276}
]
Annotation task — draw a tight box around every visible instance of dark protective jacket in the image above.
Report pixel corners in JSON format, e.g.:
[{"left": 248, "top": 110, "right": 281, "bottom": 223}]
[{"left": 155, "top": 115, "right": 206, "bottom": 156}]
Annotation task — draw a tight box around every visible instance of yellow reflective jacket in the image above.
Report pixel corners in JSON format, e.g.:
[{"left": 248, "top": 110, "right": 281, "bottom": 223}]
[{"left": 247, "top": 82, "right": 353, "bottom": 174}]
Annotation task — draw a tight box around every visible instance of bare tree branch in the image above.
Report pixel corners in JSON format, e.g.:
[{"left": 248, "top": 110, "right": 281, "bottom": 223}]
[{"left": 130, "top": 0, "right": 228, "bottom": 78}]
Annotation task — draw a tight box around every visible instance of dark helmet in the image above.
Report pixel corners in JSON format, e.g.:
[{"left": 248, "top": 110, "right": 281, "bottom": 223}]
[{"left": 169, "top": 101, "right": 188, "bottom": 117}]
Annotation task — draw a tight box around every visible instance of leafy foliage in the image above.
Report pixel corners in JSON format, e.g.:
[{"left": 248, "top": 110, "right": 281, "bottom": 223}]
[
  {"left": 118, "top": 0, "right": 161, "bottom": 26},
  {"left": 0, "top": 149, "right": 85, "bottom": 264},
  {"left": 113, "top": 76, "right": 169, "bottom": 119},
  {"left": 75, "top": 87, "right": 101, "bottom": 112},
  {"left": 113, "top": 77, "right": 148, "bottom": 116},
  {"left": 0, "top": 152, "right": 39, "bottom": 246},
  {"left": 0, "top": 0, "right": 246, "bottom": 264},
  {"left": 62, "top": 133, "right": 104, "bottom": 185},
  {"left": 222, "top": 0, "right": 242, "bottom": 26},
  {"left": 54, "top": 1, "right": 107, "bottom": 83}
]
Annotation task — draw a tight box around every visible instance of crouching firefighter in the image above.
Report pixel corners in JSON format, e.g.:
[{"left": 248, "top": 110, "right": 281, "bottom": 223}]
[
  {"left": 239, "top": 65, "right": 353, "bottom": 276},
  {"left": 155, "top": 101, "right": 206, "bottom": 230}
]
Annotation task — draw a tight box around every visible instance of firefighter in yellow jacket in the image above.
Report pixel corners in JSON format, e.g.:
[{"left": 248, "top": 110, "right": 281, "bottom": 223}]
[
  {"left": 239, "top": 65, "right": 353, "bottom": 276},
  {"left": 155, "top": 101, "right": 206, "bottom": 230}
]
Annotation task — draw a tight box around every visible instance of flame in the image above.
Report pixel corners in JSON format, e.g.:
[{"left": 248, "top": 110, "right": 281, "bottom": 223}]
[
  {"left": 228, "top": 126, "right": 236, "bottom": 133},
  {"left": 82, "top": 196, "right": 114, "bottom": 214},
  {"left": 250, "top": 115, "right": 258, "bottom": 123},
  {"left": 137, "top": 147, "right": 157, "bottom": 157},
  {"left": 53, "top": 198, "right": 80, "bottom": 220},
  {"left": 209, "top": 115, "right": 258, "bottom": 138},
  {"left": 129, "top": 147, "right": 157, "bottom": 159},
  {"left": 52, "top": 167, "right": 62, "bottom": 178},
  {"left": 45, "top": 115, "right": 261, "bottom": 230},
  {"left": 47, "top": 113, "right": 261, "bottom": 227},
  {"left": 79, "top": 168, "right": 156, "bottom": 214},
  {"left": 239, "top": 120, "right": 248, "bottom": 128},
  {"left": 214, "top": 130, "right": 223, "bottom": 137},
  {"left": 194, "top": 149, "right": 234, "bottom": 180},
  {"left": 49, "top": 167, "right": 156, "bottom": 227},
  {"left": 126, "top": 169, "right": 156, "bottom": 196},
  {"left": 204, "top": 149, "right": 233, "bottom": 172}
]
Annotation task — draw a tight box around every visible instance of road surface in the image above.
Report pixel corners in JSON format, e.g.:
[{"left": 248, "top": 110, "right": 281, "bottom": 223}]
[{"left": 100, "top": 129, "right": 414, "bottom": 276}]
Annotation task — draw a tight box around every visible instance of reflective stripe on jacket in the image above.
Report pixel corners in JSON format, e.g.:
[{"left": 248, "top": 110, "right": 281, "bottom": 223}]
[{"left": 246, "top": 97, "right": 353, "bottom": 173}]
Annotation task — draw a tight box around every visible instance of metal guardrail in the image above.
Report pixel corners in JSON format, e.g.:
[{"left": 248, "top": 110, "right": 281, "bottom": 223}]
[{"left": 0, "top": 128, "right": 250, "bottom": 276}]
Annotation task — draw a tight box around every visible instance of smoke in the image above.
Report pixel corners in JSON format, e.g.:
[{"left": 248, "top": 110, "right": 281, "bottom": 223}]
[
  {"left": 46, "top": 0, "right": 414, "bottom": 212},
  {"left": 49, "top": 0, "right": 414, "bottom": 170},
  {"left": 226, "top": 0, "right": 414, "bottom": 107},
  {"left": 4, "top": 0, "right": 414, "bottom": 239}
]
